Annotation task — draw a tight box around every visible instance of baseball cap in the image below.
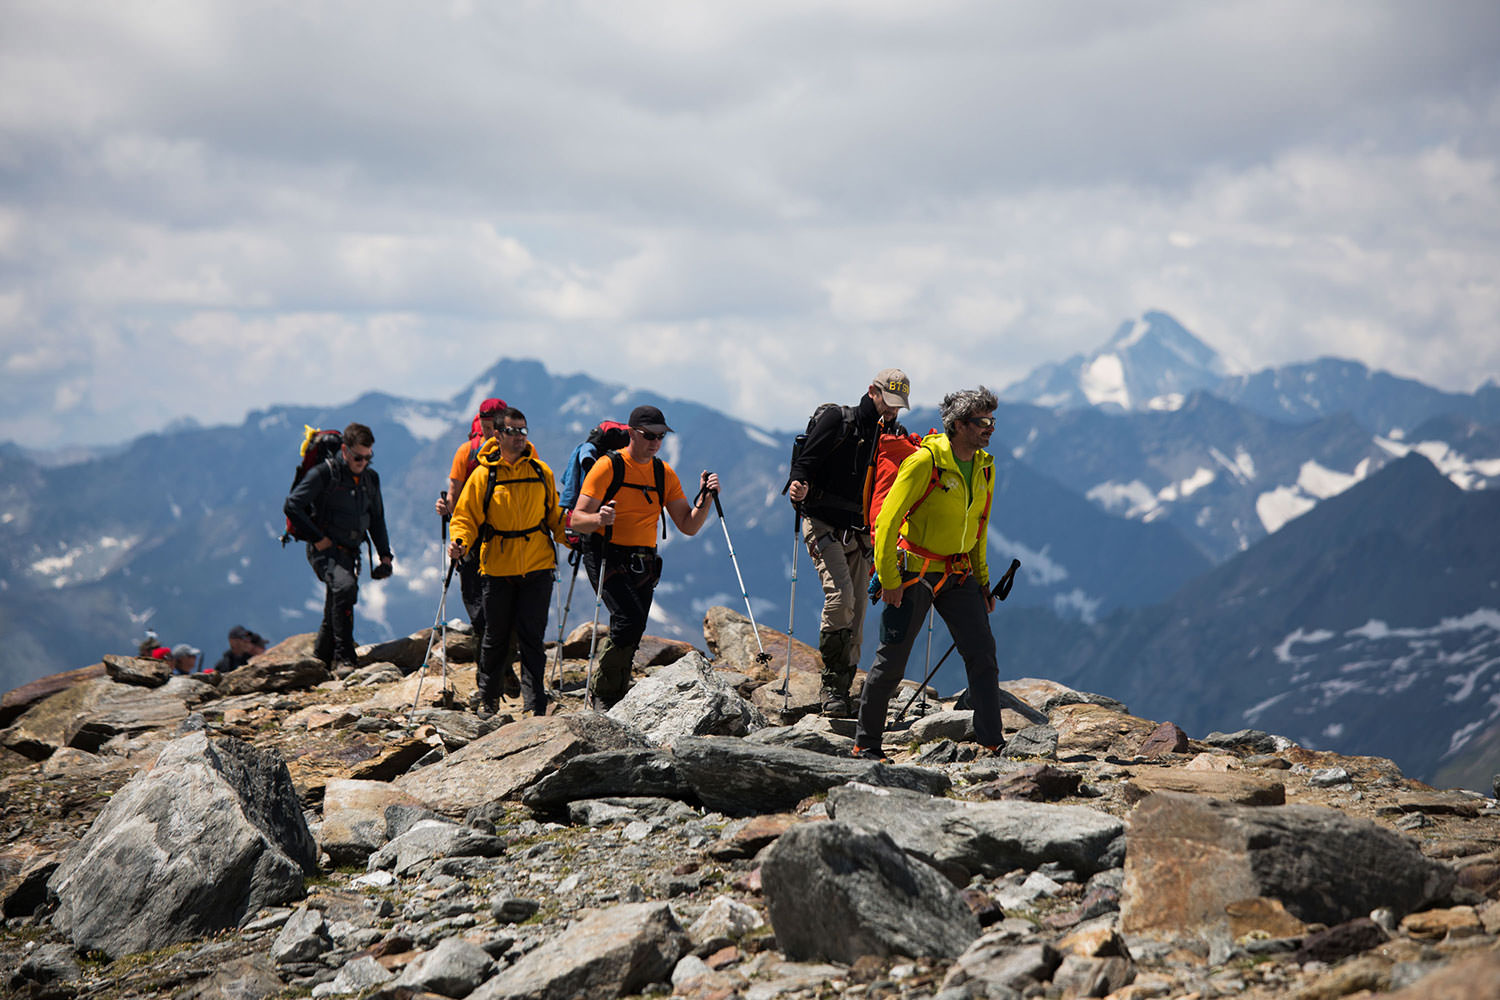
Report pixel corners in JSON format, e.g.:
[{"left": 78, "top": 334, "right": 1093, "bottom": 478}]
[
  {"left": 228, "top": 625, "right": 252, "bottom": 641},
  {"left": 873, "top": 368, "right": 911, "bottom": 410},
  {"left": 628, "top": 405, "right": 672, "bottom": 434},
  {"left": 171, "top": 643, "right": 200, "bottom": 659},
  {"left": 478, "top": 398, "right": 507, "bottom": 418}
]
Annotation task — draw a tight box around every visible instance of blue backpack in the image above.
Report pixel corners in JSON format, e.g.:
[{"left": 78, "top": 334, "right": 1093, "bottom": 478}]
[{"left": 559, "top": 420, "right": 630, "bottom": 511}]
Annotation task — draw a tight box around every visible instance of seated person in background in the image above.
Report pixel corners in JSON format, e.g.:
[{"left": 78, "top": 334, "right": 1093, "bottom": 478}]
[
  {"left": 212, "top": 625, "right": 267, "bottom": 673},
  {"left": 169, "top": 644, "right": 201, "bottom": 675}
]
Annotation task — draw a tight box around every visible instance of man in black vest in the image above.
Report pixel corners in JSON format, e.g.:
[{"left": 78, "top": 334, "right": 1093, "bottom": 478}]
[
  {"left": 786, "top": 368, "right": 909, "bottom": 716},
  {"left": 284, "top": 422, "right": 394, "bottom": 671}
]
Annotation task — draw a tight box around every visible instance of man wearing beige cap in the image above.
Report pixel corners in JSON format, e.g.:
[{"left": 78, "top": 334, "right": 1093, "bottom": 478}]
[{"left": 786, "top": 368, "right": 909, "bottom": 716}]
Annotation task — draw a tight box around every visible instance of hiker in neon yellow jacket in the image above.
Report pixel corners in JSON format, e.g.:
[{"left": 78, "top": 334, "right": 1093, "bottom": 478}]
[
  {"left": 448, "top": 409, "right": 568, "bottom": 717},
  {"left": 854, "top": 386, "right": 1007, "bottom": 760}
]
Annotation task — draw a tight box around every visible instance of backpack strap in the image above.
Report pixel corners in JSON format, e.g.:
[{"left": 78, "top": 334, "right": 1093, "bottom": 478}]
[
  {"left": 475, "top": 458, "right": 554, "bottom": 556},
  {"left": 600, "top": 452, "right": 668, "bottom": 542}
]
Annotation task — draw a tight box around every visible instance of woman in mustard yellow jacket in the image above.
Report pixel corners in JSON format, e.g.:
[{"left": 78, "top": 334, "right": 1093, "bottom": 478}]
[{"left": 448, "top": 408, "right": 568, "bottom": 716}]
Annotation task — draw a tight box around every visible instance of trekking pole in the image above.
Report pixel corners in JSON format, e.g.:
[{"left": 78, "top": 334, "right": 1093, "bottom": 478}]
[
  {"left": 893, "top": 559, "right": 1023, "bottom": 725},
  {"left": 584, "top": 565, "right": 603, "bottom": 711},
  {"left": 772, "top": 511, "right": 800, "bottom": 711},
  {"left": 549, "top": 546, "right": 582, "bottom": 692},
  {"left": 917, "top": 605, "right": 935, "bottom": 718},
  {"left": 409, "top": 556, "right": 459, "bottom": 728},
  {"left": 700, "top": 476, "right": 772, "bottom": 666}
]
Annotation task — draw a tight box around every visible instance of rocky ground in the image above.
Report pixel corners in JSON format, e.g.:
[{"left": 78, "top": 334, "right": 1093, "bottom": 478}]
[{"left": 1, "top": 607, "right": 1498, "bottom": 1000}]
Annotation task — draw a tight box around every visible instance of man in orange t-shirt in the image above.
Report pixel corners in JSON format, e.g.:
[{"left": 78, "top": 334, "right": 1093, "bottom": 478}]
[
  {"left": 435, "top": 398, "right": 505, "bottom": 677},
  {"left": 569, "top": 404, "right": 720, "bottom": 707}
]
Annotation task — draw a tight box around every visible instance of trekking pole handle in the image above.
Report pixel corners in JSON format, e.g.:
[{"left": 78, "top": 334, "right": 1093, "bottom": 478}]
[
  {"left": 992, "top": 558, "right": 1021, "bottom": 602},
  {"left": 696, "top": 473, "right": 723, "bottom": 517}
]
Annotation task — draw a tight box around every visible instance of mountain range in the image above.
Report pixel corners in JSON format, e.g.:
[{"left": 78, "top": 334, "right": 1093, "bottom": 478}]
[{"left": 2, "top": 313, "right": 1497, "bottom": 788}]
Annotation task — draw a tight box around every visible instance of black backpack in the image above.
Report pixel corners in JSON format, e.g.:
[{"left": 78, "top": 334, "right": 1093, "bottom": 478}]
[
  {"left": 281, "top": 426, "right": 343, "bottom": 545},
  {"left": 781, "top": 403, "right": 859, "bottom": 501}
]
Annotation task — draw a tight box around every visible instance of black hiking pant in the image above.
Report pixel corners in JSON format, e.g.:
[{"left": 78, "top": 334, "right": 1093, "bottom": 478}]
[
  {"left": 479, "top": 569, "right": 553, "bottom": 715},
  {"left": 583, "top": 542, "right": 661, "bottom": 707},
  {"left": 855, "top": 571, "right": 1003, "bottom": 752},
  {"left": 458, "top": 552, "right": 486, "bottom": 653},
  {"left": 307, "top": 544, "right": 360, "bottom": 665}
]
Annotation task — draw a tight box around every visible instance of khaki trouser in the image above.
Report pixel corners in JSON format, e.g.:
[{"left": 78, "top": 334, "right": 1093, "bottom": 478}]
[{"left": 802, "top": 515, "right": 871, "bottom": 695}]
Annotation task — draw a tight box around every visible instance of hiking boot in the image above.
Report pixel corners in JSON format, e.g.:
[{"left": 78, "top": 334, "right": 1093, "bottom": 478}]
[
  {"left": 468, "top": 691, "right": 499, "bottom": 717},
  {"left": 851, "top": 745, "right": 889, "bottom": 763},
  {"left": 821, "top": 692, "right": 854, "bottom": 719},
  {"left": 331, "top": 659, "right": 358, "bottom": 678},
  {"left": 502, "top": 669, "right": 522, "bottom": 700}
]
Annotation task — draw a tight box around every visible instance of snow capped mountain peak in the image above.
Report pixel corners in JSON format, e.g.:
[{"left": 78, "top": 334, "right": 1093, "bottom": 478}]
[{"left": 1001, "top": 310, "right": 1229, "bottom": 413}]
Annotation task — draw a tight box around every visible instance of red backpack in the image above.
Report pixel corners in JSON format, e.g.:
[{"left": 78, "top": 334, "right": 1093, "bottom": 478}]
[
  {"left": 863, "top": 431, "right": 941, "bottom": 546},
  {"left": 462, "top": 398, "right": 507, "bottom": 480}
]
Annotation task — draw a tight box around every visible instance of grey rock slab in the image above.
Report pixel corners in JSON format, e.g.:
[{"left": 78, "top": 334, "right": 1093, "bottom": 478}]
[
  {"left": 367, "top": 818, "right": 506, "bottom": 877},
  {"left": 607, "top": 650, "right": 768, "bottom": 744},
  {"left": 567, "top": 796, "right": 700, "bottom": 828},
  {"left": 311, "top": 955, "right": 392, "bottom": 997},
  {"left": 15, "top": 942, "right": 82, "bottom": 985},
  {"left": 272, "top": 907, "right": 333, "bottom": 964},
  {"left": 392, "top": 935, "right": 496, "bottom": 996},
  {"left": 909, "top": 710, "right": 977, "bottom": 745},
  {"left": 941, "top": 938, "right": 1062, "bottom": 995},
  {"left": 49, "top": 732, "right": 317, "bottom": 959},
  {"left": 745, "top": 713, "right": 856, "bottom": 757},
  {"left": 687, "top": 895, "right": 764, "bottom": 949},
  {"left": 469, "top": 900, "right": 690, "bottom": 1000},
  {"left": 1002, "top": 724, "right": 1060, "bottom": 760},
  {"left": 826, "top": 783, "right": 1125, "bottom": 880},
  {"left": 175, "top": 955, "right": 285, "bottom": 1000},
  {"left": 395, "top": 712, "right": 649, "bottom": 814},
  {"left": 762, "top": 820, "right": 980, "bottom": 963},
  {"left": 669, "top": 736, "right": 951, "bottom": 816}
]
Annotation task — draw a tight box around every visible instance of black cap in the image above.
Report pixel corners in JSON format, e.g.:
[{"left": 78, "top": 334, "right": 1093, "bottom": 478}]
[
  {"left": 628, "top": 405, "right": 672, "bottom": 434},
  {"left": 228, "top": 625, "right": 251, "bottom": 641}
]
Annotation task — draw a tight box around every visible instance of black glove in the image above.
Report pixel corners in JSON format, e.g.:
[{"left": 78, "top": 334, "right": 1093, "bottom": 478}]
[{"left": 370, "top": 562, "right": 393, "bottom": 580}]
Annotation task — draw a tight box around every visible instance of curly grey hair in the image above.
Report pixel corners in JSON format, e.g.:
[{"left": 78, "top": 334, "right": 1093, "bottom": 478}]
[{"left": 939, "top": 386, "right": 999, "bottom": 435}]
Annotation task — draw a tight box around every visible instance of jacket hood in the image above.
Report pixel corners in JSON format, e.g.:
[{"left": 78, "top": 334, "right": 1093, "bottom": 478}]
[{"left": 476, "top": 436, "right": 534, "bottom": 468}]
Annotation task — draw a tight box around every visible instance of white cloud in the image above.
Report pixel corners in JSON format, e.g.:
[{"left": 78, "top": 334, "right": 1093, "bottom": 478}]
[{"left": 2, "top": 1, "right": 1499, "bottom": 446}]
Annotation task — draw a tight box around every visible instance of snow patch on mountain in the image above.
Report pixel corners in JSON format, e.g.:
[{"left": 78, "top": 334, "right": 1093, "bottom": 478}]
[
  {"left": 1376, "top": 436, "right": 1500, "bottom": 490},
  {"left": 989, "top": 530, "right": 1069, "bottom": 588},
  {"left": 29, "top": 535, "right": 138, "bottom": 588},
  {"left": 1256, "top": 459, "right": 1376, "bottom": 533},
  {"left": 1255, "top": 611, "right": 1500, "bottom": 759},
  {"left": 1086, "top": 480, "right": 1158, "bottom": 519},
  {"left": 1080, "top": 354, "right": 1129, "bottom": 409},
  {"left": 1147, "top": 393, "right": 1185, "bottom": 411},
  {"left": 743, "top": 426, "right": 780, "bottom": 450},
  {"left": 390, "top": 405, "right": 452, "bottom": 442}
]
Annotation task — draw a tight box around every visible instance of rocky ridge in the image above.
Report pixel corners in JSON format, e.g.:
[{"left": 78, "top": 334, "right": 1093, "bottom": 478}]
[{"left": 0, "top": 607, "right": 1497, "bottom": 999}]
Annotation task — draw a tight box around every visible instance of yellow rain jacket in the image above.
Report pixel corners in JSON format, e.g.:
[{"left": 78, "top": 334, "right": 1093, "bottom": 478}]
[
  {"left": 449, "top": 438, "right": 568, "bottom": 577},
  {"left": 874, "top": 432, "right": 994, "bottom": 592}
]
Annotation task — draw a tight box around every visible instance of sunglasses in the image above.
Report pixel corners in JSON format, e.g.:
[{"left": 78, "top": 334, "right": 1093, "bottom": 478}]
[
  {"left": 964, "top": 417, "right": 996, "bottom": 430},
  {"left": 638, "top": 430, "right": 665, "bottom": 442},
  {"left": 501, "top": 426, "right": 529, "bottom": 437},
  {"left": 347, "top": 450, "right": 373, "bottom": 463}
]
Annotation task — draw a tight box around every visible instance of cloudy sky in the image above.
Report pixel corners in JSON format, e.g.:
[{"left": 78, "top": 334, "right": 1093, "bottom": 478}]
[{"left": 3, "top": 0, "right": 1498, "bottom": 448}]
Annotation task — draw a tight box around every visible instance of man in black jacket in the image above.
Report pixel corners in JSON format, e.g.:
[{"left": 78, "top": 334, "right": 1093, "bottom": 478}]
[
  {"left": 283, "top": 422, "right": 395, "bottom": 670},
  {"left": 786, "top": 368, "right": 909, "bottom": 716}
]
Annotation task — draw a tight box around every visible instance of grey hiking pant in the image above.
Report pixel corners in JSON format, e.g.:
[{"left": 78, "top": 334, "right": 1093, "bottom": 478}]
[
  {"left": 802, "top": 515, "right": 871, "bottom": 693},
  {"left": 854, "top": 570, "right": 1003, "bottom": 751}
]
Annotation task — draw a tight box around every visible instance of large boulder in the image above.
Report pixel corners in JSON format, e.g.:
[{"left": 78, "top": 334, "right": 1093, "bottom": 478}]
[
  {"left": 217, "top": 640, "right": 331, "bottom": 695},
  {"left": 470, "top": 901, "right": 689, "bottom": 1000},
  {"left": 0, "top": 662, "right": 106, "bottom": 727},
  {"left": 1121, "top": 792, "right": 1458, "bottom": 953},
  {"left": 762, "top": 820, "right": 980, "bottom": 962},
  {"left": 826, "top": 783, "right": 1125, "bottom": 881},
  {"left": 320, "top": 779, "right": 429, "bottom": 866},
  {"left": 48, "top": 733, "right": 317, "bottom": 958},
  {"left": 702, "top": 606, "right": 789, "bottom": 682},
  {"left": 607, "top": 651, "right": 767, "bottom": 744}
]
